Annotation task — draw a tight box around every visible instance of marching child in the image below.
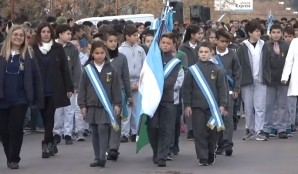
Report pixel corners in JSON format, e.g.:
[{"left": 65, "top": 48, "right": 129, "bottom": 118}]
[
  {"left": 102, "top": 30, "right": 133, "bottom": 160},
  {"left": 214, "top": 29, "right": 241, "bottom": 156},
  {"left": 183, "top": 42, "right": 228, "bottom": 166},
  {"left": 179, "top": 25, "right": 204, "bottom": 140},
  {"left": 119, "top": 24, "right": 146, "bottom": 142},
  {"left": 77, "top": 41, "right": 122, "bottom": 168}
]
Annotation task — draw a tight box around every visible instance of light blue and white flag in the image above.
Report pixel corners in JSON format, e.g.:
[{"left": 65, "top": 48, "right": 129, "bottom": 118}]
[{"left": 267, "top": 9, "right": 274, "bottom": 35}]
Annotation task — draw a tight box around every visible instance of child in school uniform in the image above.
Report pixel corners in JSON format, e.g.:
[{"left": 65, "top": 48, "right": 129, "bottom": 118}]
[
  {"left": 214, "top": 29, "right": 241, "bottom": 156},
  {"left": 183, "top": 42, "right": 228, "bottom": 166},
  {"left": 102, "top": 30, "right": 133, "bottom": 160},
  {"left": 179, "top": 24, "right": 204, "bottom": 140},
  {"left": 77, "top": 41, "right": 122, "bottom": 168}
]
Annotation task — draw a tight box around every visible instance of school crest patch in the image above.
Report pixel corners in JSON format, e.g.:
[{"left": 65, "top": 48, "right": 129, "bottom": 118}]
[
  {"left": 138, "top": 51, "right": 141, "bottom": 56},
  {"left": 19, "top": 63, "right": 24, "bottom": 70},
  {"left": 67, "top": 56, "right": 70, "bottom": 61},
  {"left": 211, "top": 71, "right": 216, "bottom": 80},
  {"left": 106, "top": 72, "right": 112, "bottom": 82},
  {"left": 281, "top": 52, "right": 285, "bottom": 58}
]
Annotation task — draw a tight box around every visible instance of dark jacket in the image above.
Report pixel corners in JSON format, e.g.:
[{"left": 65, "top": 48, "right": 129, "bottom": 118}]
[
  {"left": 0, "top": 50, "right": 43, "bottom": 108},
  {"left": 110, "top": 52, "right": 131, "bottom": 98},
  {"left": 236, "top": 40, "right": 272, "bottom": 87},
  {"left": 266, "top": 40, "right": 290, "bottom": 86},
  {"left": 63, "top": 42, "right": 82, "bottom": 91},
  {"left": 217, "top": 49, "right": 242, "bottom": 92},
  {"left": 33, "top": 42, "right": 73, "bottom": 109},
  {"left": 161, "top": 51, "right": 180, "bottom": 102},
  {"left": 77, "top": 60, "right": 122, "bottom": 109},
  {"left": 179, "top": 42, "right": 199, "bottom": 67},
  {"left": 183, "top": 60, "right": 228, "bottom": 108}
]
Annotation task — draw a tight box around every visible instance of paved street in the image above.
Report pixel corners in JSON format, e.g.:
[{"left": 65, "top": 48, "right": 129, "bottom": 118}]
[{"left": 1, "top": 120, "right": 298, "bottom": 174}]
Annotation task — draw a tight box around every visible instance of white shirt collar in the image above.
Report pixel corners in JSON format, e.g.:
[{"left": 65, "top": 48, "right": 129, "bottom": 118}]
[
  {"left": 94, "top": 61, "right": 105, "bottom": 72},
  {"left": 216, "top": 48, "right": 229, "bottom": 56},
  {"left": 189, "top": 42, "right": 197, "bottom": 49}
]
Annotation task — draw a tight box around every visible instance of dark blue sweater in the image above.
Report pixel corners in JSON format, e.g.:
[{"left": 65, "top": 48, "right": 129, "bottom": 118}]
[{"left": 0, "top": 54, "right": 27, "bottom": 108}]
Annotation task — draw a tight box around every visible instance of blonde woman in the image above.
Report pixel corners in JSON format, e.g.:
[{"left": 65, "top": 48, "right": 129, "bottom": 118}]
[{"left": 0, "top": 25, "right": 43, "bottom": 169}]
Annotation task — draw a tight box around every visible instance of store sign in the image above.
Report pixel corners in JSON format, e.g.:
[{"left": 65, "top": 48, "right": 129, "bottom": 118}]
[{"left": 214, "top": 0, "right": 253, "bottom": 12}]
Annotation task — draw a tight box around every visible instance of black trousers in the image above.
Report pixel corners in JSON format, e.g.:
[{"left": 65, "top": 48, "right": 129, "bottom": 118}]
[
  {"left": 192, "top": 107, "right": 219, "bottom": 160},
  {"left": 147, "top": 102, "right": 176, "bottom": 160},
  {"left": 40, "top": 97, "right": 56, "bottom": 144},
  {"left": 171, "top": 103, "right": 182, "bottom": 150},
  {"left": 0, "top": 104, "right": 28, "bottom": 163}
]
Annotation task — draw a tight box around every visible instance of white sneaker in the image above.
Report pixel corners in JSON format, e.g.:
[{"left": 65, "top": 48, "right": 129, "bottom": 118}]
[{"left": 76, "top": 133, "right": 85, "bottom": 141}]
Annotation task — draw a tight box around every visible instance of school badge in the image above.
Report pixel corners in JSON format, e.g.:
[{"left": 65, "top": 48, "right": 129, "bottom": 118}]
[
  {"left": 106, "top": 72, "right": 112, "bottom": 82},
  {"left": 67, "top": 56, "right": 70, "bottom": 61},
  {"left": 19, "top": 63, "right": 24, "bottom": 70},
  {"left": 281, "top": 52, "right": 284, "bottom": 58},
  {"left": 138, "top": 51, "right": 141, "bottom": 56},
  {"left": 211, "top": 71, "right": 216, "bottom": 80}
]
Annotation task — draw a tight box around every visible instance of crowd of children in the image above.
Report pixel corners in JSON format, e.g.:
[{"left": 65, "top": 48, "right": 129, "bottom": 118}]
[{"left": 0, "top": 15, "right": 298, "bottom": 170}]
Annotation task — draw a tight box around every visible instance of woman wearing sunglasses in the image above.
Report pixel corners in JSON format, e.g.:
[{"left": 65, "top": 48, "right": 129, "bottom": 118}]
[{"left": 0, "top": 25, "right": 43, "bottom": 169}]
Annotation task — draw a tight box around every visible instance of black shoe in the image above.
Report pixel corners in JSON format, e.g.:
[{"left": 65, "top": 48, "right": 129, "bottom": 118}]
[
  {"left": 90, "top": 160, "right": 100, "bottom": 167},
  {"left": 199, "top": 159, "right": 208, "bottom": 166},
  {"left": 278, "top": 132, "right": 288, "bottom": 139},
  {"left": 157, "top": 159, "right": 166, "bottom": 167},
  {"left": 108, "top": 150, "right": 119, "bottom": 161},
  {"left": 225, "top": 148, "right": 233, "bottom": 156},
  {"left": 83, "top": 129, "right": 90, "bottom": 137},
  {"left": 42, "top": 141, "right": 49, "bottom": 158},
  {"left": 48, "top": 143, "right": 55, "bottom": 156},
  {"left": 291, "top": 125, "right": 297, "bottom": 133},
  {"left": 52, "top": 142, "right": 58, "bottom": 154},
  {"left": 98, "top": 159, "right": 106, "bottom": 167},
  {"left": 54, "top": 134, "right": 61, "bottom": 145},
  {"left": 264, "top": 132, "right": 270, "bottom": 139},
  {"left": 7, "top": 161, "right": 11, "bottom": 168},
  {"left": 215, "top": 146, "right": 225, "bottom": 155},
  {"left": 167, "top": 153, "right": 173, "bottom": 161},
  {"left": 65, "top": 135, "right": 73, "bottom": 145},
  {"left": 207, "top": 153, "right": 215, "bottom": 165},
  {"left": 172, "top": 146, "right": 180, "bottom": 155},
  {"left": 130, "top": 134, "right": 136, "bottom": 142},
  {"left": 121, "top": 136, "right": 129, "bottom": 143},
  {"left": 187, "top": 130, "right": 194, "bottom": 141},
  {"left": 9, "top": 162, "right": 19, "bottom": 169},
  {"left": 234, "top": 123, "right": 238, "bottom": 130},
  {"left": 152, "top": 156, "right": 158, "bottom": 164}
]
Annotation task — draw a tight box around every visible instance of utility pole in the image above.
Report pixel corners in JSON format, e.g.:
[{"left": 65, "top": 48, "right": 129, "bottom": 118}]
[
  {"left": 10, "top": 0, "right": 15, "bottom": 20},
  {"left": 116, "top": 0, "right": 119, "bottom": 15}
]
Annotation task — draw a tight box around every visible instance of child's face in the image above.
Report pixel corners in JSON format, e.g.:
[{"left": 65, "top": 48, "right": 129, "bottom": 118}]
[
  {"left": 92, "top": 47, "right": 106, "bottom": 64},
  {"left": 159, "top": 37, "right": 175, "bottom": 53},
  {"left": 144, "top": 35, "right": 153, "bottom": 48},
  {"left": 126, "top": 32, "right": 139, "bottom": 45},
  {"left": 270, "top": 29, "right": 282, "bottom": 42},
  {"left": 283, "top": 32, "right": 294, "bottom": 43},
  {"left": 217, "top": 36, "right": 229, "bottom": 51},
  {"left": 248, "top": 29, "right": 261, "bottom": 41},
  {"left": 295, "top": 28, "right": 298, "bottom": 37},
  {"left": 198, "top": 46, "right": 212, "bottom": 61},
  {"left": 105, "top": 35, "right": 118, "bottom": 50},
  {"left": 137, "top": 25, "right": 145, "bottom": 34},
  {"left": 192, "top": 29, "right": 204, "bottom": 42},
  {"left": 59, "top": 30, "right": 72, "bottom": 43},
  {"left": 208, "top": 32, "right": 217, "bottom": 44},
  {"left": 70, "top": 40, "right": 81, "bottom": 51}
]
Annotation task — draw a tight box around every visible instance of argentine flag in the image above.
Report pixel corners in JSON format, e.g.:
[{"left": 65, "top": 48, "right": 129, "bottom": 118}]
[{"left": 136, "top": 11, "right": 173, "bottom": 153}]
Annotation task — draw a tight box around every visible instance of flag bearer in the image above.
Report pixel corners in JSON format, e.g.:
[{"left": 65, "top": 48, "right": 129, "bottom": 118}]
[{"left": 147, "top": 32, "right": 182, "bottom": 167}]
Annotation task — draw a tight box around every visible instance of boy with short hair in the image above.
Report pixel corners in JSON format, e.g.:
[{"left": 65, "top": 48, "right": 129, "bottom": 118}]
[
  {"left": 237, "top": 21, "right": 272, "bottom": 141},
  {"left": 53, "top": 24, "right": 82, "bottom": 145},
  {"left": 214, "top": 29, "right": 241, "bottom": 156},
  {"left": 147, "top": 32, "right": 183, "bottom": 167},
  {"left": 283, "top": 26, "right": 295, "bottom": 43},
  {"left": 70, "top": 37, "right": 88, "bottom": 141},
  {"left": 264, "top": 24, "right": 290, "bottom": 139},
  {"left": 183, "top": 42, "right": 227, "bottom": 166},
  {"left": 119, "top": 24, "right": 146, "bottom": 142}
]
